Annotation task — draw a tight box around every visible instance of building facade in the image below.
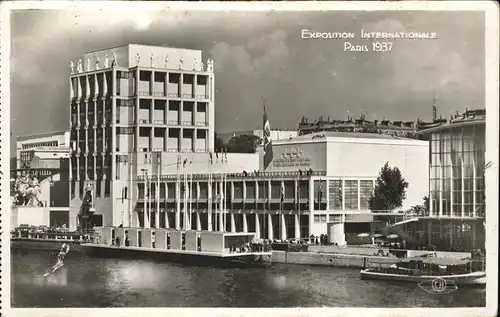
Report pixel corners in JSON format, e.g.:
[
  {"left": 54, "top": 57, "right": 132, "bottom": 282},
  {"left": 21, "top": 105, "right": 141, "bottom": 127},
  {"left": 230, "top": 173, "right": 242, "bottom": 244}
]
[
  {"left": 16, "top": 131, "right": 70, "bottom": 169},
  {"left": 69, "top": 44, "right": 215, "bottom": 229},
  {"left": 391, "top": 109, "right": 486, "bottom": 251}
]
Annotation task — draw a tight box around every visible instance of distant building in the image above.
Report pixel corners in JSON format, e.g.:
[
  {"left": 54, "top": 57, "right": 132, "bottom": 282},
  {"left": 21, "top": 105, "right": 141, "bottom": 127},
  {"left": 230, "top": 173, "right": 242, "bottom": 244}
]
[
  {"left": 16, "top": 131, "right": 70, "bottom": 169},
  {"left": 11, "top": 132, "right": 71, "bottom": 228},
  {"left": 218, "top": 129, "right": 297, "bottom": 144},
  {"left": 297, "top": 115, "right": 447, "bottom": 140},
  {"left": 390, "top": 109, "right": 486, "bottom": 251}
]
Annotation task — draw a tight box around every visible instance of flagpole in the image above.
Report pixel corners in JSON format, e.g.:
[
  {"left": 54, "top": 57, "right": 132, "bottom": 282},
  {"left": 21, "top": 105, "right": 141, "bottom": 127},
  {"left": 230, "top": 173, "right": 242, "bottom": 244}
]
[
  {"left": 157, "top": 153, "right": 160, "bottom": 229},
  {"left": 219, "top": 149, "right": 223, "bottom": 232},
  {"left": 143, "top": 170, "right": 147, "bottom": 228},
  {"left": 128, "top": 155, "right": 132, "bottom": 227},
  {"left": 148, "top": 173, "right": 152, "bottom": 229},
  {"left": 208, "top": 152, "right": 213, "bottom": 232},
  {"left": 176, "top": 155, "right": 180, "bottom": 230},
  {"left": 189, "top": 156, "right": 193, "bottom": 230},
  {"left": 223, "top": 149, "right": 227, "bottom": 232}
]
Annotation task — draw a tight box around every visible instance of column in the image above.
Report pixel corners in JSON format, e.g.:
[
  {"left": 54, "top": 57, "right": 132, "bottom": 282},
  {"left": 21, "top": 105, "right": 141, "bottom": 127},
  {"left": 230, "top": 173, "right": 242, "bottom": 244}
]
[
  {"left": 242, "top": 214, "right": 248, "bottom": 233},
  {"left": 175, "top": 182, "right": 181, "bottom": 229},
  {"left": 280, "top": 214, "right": 287, "bottom": 240},
  {"left": 193, "top": 74, "right": 197, "bottom": 98},
  {"left": 461, "top": 161, "right": 465, "bottom": 218},
  {"left": 150, "top": 70, "right": 154, "bottom": 96},
  {"left": 179, "top": 73, "right": 183, "bottom": 97},
  {"left": 255, "top": 214, "right": 260, "bottom": 239},
  {"left": 219, "top": 181, "right": 224, "bottom": 232},
  {"left": 155, "top": 204, "right": 160, "bottom": 228},
  {"left": 196, "top": 213, "right": 201, "bottom": 231},
  {"left": 103, "top": 72, "right": 108, "bottom": 95},
  {"left": 164, "top": 72, "right": 169, "bottom": 96},
  {"left": 267, "top": 213, "right": 273, "bottom": 239},
  {"left": 295, "top": 214, "right": 300, "bottom": 239},
  {"left": 309, "top": 178, "right": 315, "bottom": 237},
  {"left": 357, "top": 180, "right": 361, "bottom": 211},
  {"left": 231, "top": 214, "right": 236, "bottom": 233},
  {"left": 165, "top": 211, "right": 170, "bottom": 229}
]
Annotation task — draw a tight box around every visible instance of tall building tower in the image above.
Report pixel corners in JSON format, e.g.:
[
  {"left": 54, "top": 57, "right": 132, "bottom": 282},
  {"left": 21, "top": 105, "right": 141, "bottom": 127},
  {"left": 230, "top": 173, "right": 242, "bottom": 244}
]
[{"left": 68, "top": 44, "right": 215, "bottom": 229}]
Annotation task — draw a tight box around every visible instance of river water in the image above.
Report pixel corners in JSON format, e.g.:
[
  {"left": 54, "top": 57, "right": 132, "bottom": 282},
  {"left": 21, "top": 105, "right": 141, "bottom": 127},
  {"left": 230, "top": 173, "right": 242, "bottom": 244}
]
[{"left": 11, "top": 250, "right": 485, "bottom": 308}]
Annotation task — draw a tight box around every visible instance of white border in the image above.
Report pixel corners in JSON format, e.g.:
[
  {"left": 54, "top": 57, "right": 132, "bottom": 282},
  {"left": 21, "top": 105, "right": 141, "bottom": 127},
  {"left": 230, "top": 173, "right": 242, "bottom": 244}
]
[{"left": 0, "top": 1, "right": 498, "bottom": 317}]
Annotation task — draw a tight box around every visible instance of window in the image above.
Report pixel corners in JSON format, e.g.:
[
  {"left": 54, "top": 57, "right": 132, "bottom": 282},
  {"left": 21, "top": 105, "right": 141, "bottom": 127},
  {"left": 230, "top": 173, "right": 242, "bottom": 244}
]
[
  {"left": 328, "top": 180, "right": 342, "bottom": 210},
  {"left": 359, "top": 180, "right": 373, "bottom": 210},
  {"left": 313, "top": 214, "right": 327, "bottom": 223},
  {"left": 344, "top": 180, "right": 358, "bottom": 210},
  {"left": 105, "top": 180, "right": 111, "bottom": 197}
]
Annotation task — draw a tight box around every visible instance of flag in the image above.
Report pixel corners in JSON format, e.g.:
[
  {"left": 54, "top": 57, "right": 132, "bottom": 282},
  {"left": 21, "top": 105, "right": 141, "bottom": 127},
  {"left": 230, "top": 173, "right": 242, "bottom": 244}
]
[
  {"left": 183, "top": 158, "right": 188, "bottom": 168},
  {"left": 263, "top": 104, "right": 273, "bottom": 169},
  {"left": 280, "top": 182, "right": 285, "bottom": 203},
  {"left": 318, "top": 182, "right": 323, "bottom": 202}
]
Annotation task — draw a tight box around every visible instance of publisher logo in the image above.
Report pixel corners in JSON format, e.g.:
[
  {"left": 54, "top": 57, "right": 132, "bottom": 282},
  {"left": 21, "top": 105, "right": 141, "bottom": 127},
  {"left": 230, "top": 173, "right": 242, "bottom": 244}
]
[{"left": 418, "top": 278, "right": 458, "bottom": 295}]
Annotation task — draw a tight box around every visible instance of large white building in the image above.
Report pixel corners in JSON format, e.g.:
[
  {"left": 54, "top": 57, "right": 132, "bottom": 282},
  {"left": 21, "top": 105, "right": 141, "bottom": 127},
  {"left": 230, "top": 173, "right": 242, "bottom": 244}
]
[
  {"left": 16, "top": 130, "right": 70, "bottom": 169},
  {"left": 67, "top": 44, "right": 429, "bottom": 244}
]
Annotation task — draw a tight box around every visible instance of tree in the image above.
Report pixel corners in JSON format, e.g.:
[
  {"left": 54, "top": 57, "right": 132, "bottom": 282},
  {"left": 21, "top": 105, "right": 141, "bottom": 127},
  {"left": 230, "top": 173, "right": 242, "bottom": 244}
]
[
  {"left": 370, "top": 162, "right": 409, "bottom": 224},
  {"left": 227, "top": 134, "right": 263, "bottom": 153},
  {"left": 423, "top": 196, "right": 430, "bottom": 213}
]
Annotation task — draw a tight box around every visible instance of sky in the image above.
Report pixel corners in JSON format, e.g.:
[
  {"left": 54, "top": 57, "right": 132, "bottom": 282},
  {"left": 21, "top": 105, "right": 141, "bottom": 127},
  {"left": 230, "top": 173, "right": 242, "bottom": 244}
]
[{"left": 10, "top": 9, "right": 485, "bottom": 153}]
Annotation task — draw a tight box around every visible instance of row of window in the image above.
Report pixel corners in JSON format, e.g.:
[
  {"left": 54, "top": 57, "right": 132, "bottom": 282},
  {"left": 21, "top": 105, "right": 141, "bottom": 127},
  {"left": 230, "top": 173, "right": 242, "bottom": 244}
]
[
  {"left": 21, "top": 140, "right": 58, "bottom": 150},
  {"left": 71, "top": 180, "right": 111, "bottom": 199}
]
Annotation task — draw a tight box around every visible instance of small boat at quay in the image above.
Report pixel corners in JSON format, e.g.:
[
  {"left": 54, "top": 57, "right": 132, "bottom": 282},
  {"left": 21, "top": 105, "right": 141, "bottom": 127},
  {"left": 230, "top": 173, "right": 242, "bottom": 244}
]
[
  {"left": 360, "top": 256, "right": 486, "bottom": 287},
  {"left": 81, "top": 226, "right": 272, "bottom": 268}
]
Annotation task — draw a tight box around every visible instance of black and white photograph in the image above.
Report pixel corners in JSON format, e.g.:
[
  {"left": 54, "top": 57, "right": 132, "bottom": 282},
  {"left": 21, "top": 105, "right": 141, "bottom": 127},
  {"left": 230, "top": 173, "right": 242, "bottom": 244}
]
[{"left": 0, "top": 1, "right": 498, "bottom": 316}]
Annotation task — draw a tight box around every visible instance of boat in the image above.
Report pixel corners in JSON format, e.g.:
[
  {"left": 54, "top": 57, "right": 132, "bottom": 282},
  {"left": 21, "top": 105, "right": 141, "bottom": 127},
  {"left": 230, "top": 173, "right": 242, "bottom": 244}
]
[
  {"left": 81, "top": 226, "right": 272, "bottom": 268},
  {"left": 360, "top": 256, "right": 486, "bottom": 287}
]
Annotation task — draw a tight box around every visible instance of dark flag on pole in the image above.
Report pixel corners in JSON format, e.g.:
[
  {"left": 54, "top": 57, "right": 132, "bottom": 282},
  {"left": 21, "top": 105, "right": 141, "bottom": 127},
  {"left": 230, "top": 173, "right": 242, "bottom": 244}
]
[
  {"left": 183, "top": 158, "right": 188, "bottom": 168},
  {"left": 263, "top": 103, "right": 273, "bottom": 169},
  {"left": 280, "top": 182, "right": 285, "bottom": 203}
]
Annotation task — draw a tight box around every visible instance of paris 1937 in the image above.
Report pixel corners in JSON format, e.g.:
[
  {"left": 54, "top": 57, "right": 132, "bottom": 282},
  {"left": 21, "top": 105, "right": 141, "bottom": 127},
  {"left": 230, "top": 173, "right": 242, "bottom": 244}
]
[{"left": 343, "top": 41, "right": 393, "bottom": 52}]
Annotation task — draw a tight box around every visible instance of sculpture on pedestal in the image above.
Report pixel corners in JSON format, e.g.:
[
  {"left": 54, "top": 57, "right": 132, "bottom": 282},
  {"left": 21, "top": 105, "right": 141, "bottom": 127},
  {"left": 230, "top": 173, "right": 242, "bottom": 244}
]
[
  {"left": 111, "top": 53, "right": 117, "bottom": 67},
  {"left": 13, "top": 174, "right": 42, "bottom": 206},
  {"left": 104, "top": 55, "right": 109, "bottom": 68},
  {"left": 136, "top": 53, "right": 140, "bottom": 66},
  {"left": 164, "top": 54, "right": 169, "bottom": 68},
  {"left": 207, "top": 59, "right": 214, "bottom": 72},
  {"left": 193, "top": 58, "right": 198, "bottom": 70},
  {"left": 200, "top": 60, "right": 205, "bottom": 71},
  {"left": 95, "top": 57, "right": 100, "bottom": 70},
  {"left": 86, "top": 58, "right": 91, "bottom": 72},
  {"left": 77, "top": 59, "right": 83, "bottom": 73},
  {"left": 179, "top": 56, "right": 184, "bottom": 69},
  {"left": 150, "top": 53, "right": 154, "bottom": 67},
  {"left": 69, "top": 61, "right": 75, "bottom": 74}
]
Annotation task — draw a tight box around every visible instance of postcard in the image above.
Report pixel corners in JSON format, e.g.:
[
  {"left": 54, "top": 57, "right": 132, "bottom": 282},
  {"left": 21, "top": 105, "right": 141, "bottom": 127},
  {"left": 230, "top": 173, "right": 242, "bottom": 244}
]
[{"left": 0, "top": 1, "right": 498, "bottom": 317}]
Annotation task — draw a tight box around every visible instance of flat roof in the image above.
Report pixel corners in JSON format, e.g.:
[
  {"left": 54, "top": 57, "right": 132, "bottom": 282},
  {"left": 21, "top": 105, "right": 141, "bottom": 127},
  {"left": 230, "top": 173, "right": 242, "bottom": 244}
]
[
  {"left": 277, "top": 131, "right": 422, "bottom": 143},
  {"left": 85, "top": 43, "right": 202, "bottom": 54},
  {"left": 17, "top": 131, "right": 68, "bottom": 142},
  {"left": 419, "top": 119, "right": 485, "bottom": 134}
]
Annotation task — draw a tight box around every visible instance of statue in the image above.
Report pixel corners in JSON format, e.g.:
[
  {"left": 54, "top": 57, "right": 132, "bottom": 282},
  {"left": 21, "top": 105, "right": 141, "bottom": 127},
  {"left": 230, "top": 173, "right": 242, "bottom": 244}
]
[
  {"left": 179, "top": 56, "right": 184, "bottom": 69},
  {"left": 136, "top": 53, "right": 140, "bottom": 66},
  {"left": 164, "top": 54, "right": 169, "bottom": 68},
  {"left": 69, "top": 61, "right": 75, "bottom": 74},
  {"left": 13, "top": 174, "right": 42, "bottom": 206},
  {"left": 86, "top": 58, "right": 91, "bottom": 71},
  {"left": 104, "top": 54, "right": 109, "bottom": 68},
  {"left": 95, "top": 57, "right": 100, "bottom": 70},
  {"left": 111, "top": 53, "right": 117, "bottom": 67},
  {"left": 200, "top": 60, "right": 205, "bottom": 71},
  {"left": 150, "top": 53, "right": 154, "bottom": 67},
  {"left": 77, "top": 59, "right": 83, "bottom": 73},
  {"left": 207, "top": 59, "right": 214, "bottom": 72},
  {"left": 193, "top": 58, "right": 198, "bottom": 70}
]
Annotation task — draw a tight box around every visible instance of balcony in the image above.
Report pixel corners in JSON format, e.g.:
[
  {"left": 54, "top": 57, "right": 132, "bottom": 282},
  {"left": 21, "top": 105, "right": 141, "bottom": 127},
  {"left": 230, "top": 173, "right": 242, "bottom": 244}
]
[
  {"left": 196, "top": 94, "right": 209, "bottom": 100},
  {"left": 168, "top": 92, "right": 180, "bottom": 98},
  {"left": 138, "top": 91, "right": 151, "bottom": 96},
  {"left": 182, "top": 94, "right": 194, "bottom": 99},
  {"left": 168, "top": 120, "right": 180, "bottom": 125},
  {"left": 153, "top": 120, "right": 165, "bottom": 125},
  {"left": 195, "top": 121, "right": 208, "bottom": 126},
  {"left": 167, "top": 148, "right": 179, "bottom": 153},
  {"left": 153, "top": 92, "right": 165, "bottom": 97},
  {"left": 181, "top": 121, "right": 193, "bottom": 126},
  {"left": 139, "top": 119, "right": 151, "bottom": 124}
]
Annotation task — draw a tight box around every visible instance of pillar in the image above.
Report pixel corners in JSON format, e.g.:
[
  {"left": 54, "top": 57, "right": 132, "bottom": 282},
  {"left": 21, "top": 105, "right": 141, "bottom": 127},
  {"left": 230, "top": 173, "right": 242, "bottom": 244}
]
[
  {"left": 255, "top": 214, "right": 261, "bottom": 239},
  {"left": 268, "top": 213, "right": 273, "bottom": 239},
  {"left": 242, "top": 214, "right": 248, "bottom": 233},
  {"left": 165, "top": 211, "right": 170, "bottom": 229},
  {"left": 280, "top": 214, "right": 287, "bottom": 241},
  {"left": 231, "top": 214, "right": 236, "bottom": 233},
  {"left": 196, "top": 213, "right": 201, "bottom": 231},
  {"left": 175, "top": 182, "right": 181, "bottom": 230},
  {"left": 295, "top": 214, "right": 300, "bottom": 239},
  {"left": 155, "top": 208, "right": 160, "bottom": 229}
]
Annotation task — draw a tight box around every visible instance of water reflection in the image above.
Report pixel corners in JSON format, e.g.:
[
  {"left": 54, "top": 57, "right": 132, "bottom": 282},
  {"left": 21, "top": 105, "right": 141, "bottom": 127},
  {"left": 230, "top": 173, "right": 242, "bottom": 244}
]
[{"left": 11, "top": 250, "right": 486, "bottom": 308}]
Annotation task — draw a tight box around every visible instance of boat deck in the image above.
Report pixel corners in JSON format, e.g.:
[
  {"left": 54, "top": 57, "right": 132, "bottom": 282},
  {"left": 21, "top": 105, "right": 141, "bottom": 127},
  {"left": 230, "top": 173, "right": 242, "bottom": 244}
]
[{"left": 81, "top": 243, "right": 271, "bottom": 258}]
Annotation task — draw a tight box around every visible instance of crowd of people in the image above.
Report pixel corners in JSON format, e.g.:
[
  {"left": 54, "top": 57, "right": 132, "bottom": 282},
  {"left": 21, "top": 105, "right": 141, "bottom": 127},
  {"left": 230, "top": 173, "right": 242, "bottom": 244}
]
[{"left": 228, "top": 240, "right": 272, "bottom": 253}]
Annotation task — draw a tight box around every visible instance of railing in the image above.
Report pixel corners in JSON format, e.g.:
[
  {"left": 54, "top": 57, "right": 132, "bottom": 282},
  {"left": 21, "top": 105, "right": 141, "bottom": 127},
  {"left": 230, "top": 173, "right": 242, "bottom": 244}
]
[
  {"left": 153, "top": 120, "right": 165, "bottom": 124},
  {"left": 195, "top": 121, "right": 208, "bottom": 126},
  {"left": 167, "top": 148, "right": 179, "bottom": 152},
  {"left": 168, "top": 120, "right": 180, "bottom": 125},
  {"left": 139, "top": 119, "right": 151, "bottom": 124},
  {"left": 182, "top": 94, "right": 194, "bottom": 99},
  {"left": 181, "top": 121, "right": 193, "bottom": 126},
  {"left": 138, "top": 91, "right": 151, "bottom": 96},
  {"left": 167, "top": 92, "right": 180, "bottom": 98},
  {"left": 153, "top": 92, "right": 165, "bottom": 97},
  {"left": 196, "top": 94, "right": 209, "bottom": 99}
]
